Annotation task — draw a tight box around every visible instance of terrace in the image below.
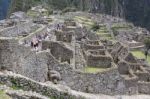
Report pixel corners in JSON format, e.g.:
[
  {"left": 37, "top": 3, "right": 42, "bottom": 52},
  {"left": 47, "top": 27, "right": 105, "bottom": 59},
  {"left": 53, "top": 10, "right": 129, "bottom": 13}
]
[{"left": 131, "top": 50, "right": 150, "bottom": 64}]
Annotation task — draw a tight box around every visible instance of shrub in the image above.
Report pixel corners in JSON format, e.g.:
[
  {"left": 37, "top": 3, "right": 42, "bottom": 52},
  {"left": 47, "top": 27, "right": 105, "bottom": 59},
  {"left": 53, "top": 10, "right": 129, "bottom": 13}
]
[
  {"left": 91, "top": 22, "right": 100, "bottom": 31},
  {"left": 144, "top": 37, "right": 150, "bottom": 59}
]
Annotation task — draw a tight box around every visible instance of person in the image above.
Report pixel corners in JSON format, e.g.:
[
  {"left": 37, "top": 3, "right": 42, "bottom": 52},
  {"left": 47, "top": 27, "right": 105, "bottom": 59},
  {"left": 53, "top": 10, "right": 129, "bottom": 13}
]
[
  {"left": 43, "top": 33, "right": 48, "bottom": 39},
  {"left": 56, "top": 24, "right": 60, "bottom": 30},
  {"left": 37, "top": 35, "right": 42, "bottom": 40},
  {"left": 31, "top": 41, "right": 34, "bottom": 48},
  {"left": 32, "top": 37, "right": 39, "bottom": 50},
  {"left": 145, "top": 50, "right": 148, "bottom": 59}
]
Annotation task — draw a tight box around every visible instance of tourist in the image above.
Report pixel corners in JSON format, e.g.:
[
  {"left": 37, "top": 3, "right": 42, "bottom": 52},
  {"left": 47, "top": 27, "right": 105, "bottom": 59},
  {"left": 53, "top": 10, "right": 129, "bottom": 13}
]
[
  {"left": 145, "top": 50, "right": 148, "bottom": 59},
  {"left": 43, "top": 33, "right": 48, "bottom": 39},
  {"left": 56, "top": 24, "right": 60, "bottom": 30}
]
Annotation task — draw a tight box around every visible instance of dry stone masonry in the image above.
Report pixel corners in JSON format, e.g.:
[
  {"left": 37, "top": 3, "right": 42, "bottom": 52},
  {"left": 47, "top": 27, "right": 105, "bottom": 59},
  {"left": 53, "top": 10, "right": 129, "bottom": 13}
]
[{"left": 0, "top": 8, "right": 150, "bottom": 99}]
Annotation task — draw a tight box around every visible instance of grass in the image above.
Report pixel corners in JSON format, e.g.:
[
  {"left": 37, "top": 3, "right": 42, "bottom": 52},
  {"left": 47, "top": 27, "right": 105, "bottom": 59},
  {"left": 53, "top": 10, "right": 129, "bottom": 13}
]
[
  {"left": 27, "top": 10, "right": 39, "bottom": 17},
  {"left": 96, "top": 29, "right": 113, "bottom": 40},
  {"left": 111, "top": 23, "right": 132, "bottom": 31},
  {"left": 83, "top": 67, "right": 107, "bottom": 73},
  {"left": 97, "top": 29, "right": 109, "bottom": 34},
  {"left": 131, "top": 50, "right": 150, "bottom": 64},
  {"left": 95, "top": 25, "right": 114, "bottom": 40},
  {"left": 99, "top": 33, "right": 111, "bottom": 37},
  {"left": 0, "top": 90, "right": 11, "bottom": 99},
  {"left": 74, "top": 16, "right": 94, "bottom": 28}
]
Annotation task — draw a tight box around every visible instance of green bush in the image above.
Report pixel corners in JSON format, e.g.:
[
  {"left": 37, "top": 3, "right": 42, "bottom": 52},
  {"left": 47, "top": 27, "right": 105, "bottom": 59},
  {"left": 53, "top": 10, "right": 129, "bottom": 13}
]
[
  {"left": 144, "top": 37, "right": 150, "bottom": 50},
  {"left": 91, "top": 22, "right": 100, "bottom": 31}
]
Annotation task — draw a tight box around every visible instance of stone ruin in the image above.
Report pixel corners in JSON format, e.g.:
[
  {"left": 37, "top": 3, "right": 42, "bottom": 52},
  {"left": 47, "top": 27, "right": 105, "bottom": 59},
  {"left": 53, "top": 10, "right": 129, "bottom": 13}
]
[
  {"left": 0, "top": 11, "right": 150, "bottom": 99},
  {"left": 82, "top": 40, "right": 113, "bottom": 68},
  {"left": 111, "top": 42, "right": 150, "bottom": 94}
]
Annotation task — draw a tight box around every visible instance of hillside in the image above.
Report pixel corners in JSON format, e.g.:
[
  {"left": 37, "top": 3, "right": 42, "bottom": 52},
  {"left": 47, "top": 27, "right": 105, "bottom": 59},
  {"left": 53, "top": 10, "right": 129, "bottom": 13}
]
[{"left": 3, "top": 0, "right": 149, "bottom": 31}]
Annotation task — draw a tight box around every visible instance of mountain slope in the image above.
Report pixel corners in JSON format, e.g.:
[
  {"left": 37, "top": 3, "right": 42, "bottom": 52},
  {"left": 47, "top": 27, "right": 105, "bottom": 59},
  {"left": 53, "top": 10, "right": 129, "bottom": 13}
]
[{"left": 2, "top": 0, "right": 150, "bottom": 30}]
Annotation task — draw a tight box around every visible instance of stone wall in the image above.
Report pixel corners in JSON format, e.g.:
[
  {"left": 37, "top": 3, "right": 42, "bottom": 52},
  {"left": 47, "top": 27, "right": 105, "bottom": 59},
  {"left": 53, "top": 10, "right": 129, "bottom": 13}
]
[
  {"left": 86, "top": 55, "right": 112, "bottom": 68},
  {"left": 0, "top": 38, "right": 49, "bottom": 82},
  {"left": 83, "top": 43, "right": 104, "bottom": 50},
  {"left": 75, "top": 42, "right": 86, "bottom": 69},
  {"left": 42, "top": 41, "right": 74, "bottom": 64},
  {"left": 0, "top": 21, "right": 33, "bottom": 37},
  {"left": 0, "top": 72, "right": 85, "bottom": 99},
  {"left": 47, "top": 59, "right": 129, "bottom": 95},
  {"left": 138, "top": 82, "right": 150, "bottom": 94},
  {"left": 0, "top": 38, "right": 142, "bottom": 95},
  {"left": 85, "top": 49, "right": 113, "bottom": 68},
  {"left": 55, "top": 30, "right": 74, "bottom": 43},
  {"left": 111, "top": 42, "right": 129, "bottom": 63},
  {"left": 20, "top": 25, "right": 47, "bottom": 43}
]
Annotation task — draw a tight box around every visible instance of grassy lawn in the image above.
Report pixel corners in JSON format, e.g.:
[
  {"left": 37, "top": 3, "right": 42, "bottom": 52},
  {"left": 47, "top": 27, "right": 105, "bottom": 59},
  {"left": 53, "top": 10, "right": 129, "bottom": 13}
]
[
  {"left": 83, "top": 67, "right": 107, "bottom": 73},
  {"left": 0, "top": 91, "right": 11, "bottom": 99},
  {"left": 131, "top": 50, "right": 150, "bottom": 64}
]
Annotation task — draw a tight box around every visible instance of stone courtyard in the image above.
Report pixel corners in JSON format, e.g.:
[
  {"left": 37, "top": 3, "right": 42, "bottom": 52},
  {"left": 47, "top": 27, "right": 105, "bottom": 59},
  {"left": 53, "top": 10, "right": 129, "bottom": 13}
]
[{"left": 0, "top": 7, "right": 150, "bottom": 99}]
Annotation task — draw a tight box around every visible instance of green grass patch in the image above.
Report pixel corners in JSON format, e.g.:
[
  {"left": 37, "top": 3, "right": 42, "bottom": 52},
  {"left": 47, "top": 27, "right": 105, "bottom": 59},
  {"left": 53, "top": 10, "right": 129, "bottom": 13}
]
[
  {"left": 97, "top": 29, "right": 109, "bottom": 34},
  {"left": 83, "top": 67, "right": 106, "bottom": 73},
  {"left": 96, "top": 25, "right": 109, "bottom": 35},
  {"left": 0, "top": 90, "right": 11, "bottom": 99},
  {"left": 99, "top": 33, "right": 111, "bottom": 37},
  {"left": 27, "top": 10, "right": 39, "bottom": 17},
  {"left": 104, "top": 37, "right": 113, "bottom": 40},
  {"left": 111, "top": 23, "right": 132, "bottom": 31},
  {"left": 131, "top": 50, "right": 150, "bottom": 64},
  {"left": 74, "top": 16, "right": 94, "bottom": 28},
  {"left": 75, "top": 16, "right": 92, "bottom": 22}
]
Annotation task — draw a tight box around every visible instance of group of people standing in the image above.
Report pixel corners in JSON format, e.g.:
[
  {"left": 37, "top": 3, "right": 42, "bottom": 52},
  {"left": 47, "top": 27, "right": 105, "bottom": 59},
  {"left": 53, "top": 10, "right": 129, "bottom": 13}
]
[
  {"left": 30, "top": 33, "right": 49, "bottom": 51},
  {"left": 23, "top": 23, "right": 64, "bottom": 51}
]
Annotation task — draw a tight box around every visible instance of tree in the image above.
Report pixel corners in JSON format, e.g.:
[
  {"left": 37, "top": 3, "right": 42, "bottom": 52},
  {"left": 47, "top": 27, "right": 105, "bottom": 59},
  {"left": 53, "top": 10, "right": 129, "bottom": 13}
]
[
  {"left": 144, "top": 37, "right": 150, "bottom": 59},
  {"left": 91, "top": 22, "right": 100, "bottom": 31}
]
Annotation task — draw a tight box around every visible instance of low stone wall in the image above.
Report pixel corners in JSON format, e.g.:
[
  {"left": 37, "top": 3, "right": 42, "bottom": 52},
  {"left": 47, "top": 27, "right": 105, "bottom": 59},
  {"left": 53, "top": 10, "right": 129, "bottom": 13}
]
[
  {"left": 138, "top": 82, "right": 150, "bottom": 94},
  {"left": 135, "top": 72, "right": 150, "bottom": 82},
  {"left": 20, "top": 25, "right": 47, "bottom": 43},
  {"left": 125, "top": 41, "right": 144, "bottom": 48},
  {"left": 87, "top": 49, "right": 105, "bottom": 55},
  {"left": 86, "top": 55, "right": 112, "bottom": 68},
  {"left": 83, "top": 44, "right": 104, "bottom": 50},
  {"left": 64, "top": 21, "right": 76, "bottom": 26},
  {"left": 0, "top": 72, "right": 85, "bottom": 99}
]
